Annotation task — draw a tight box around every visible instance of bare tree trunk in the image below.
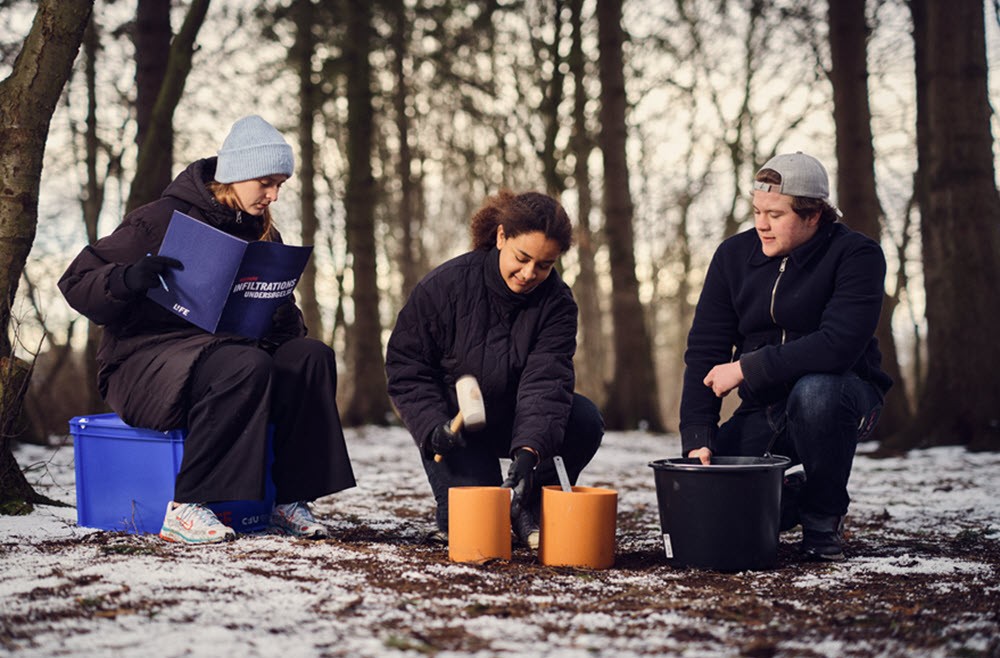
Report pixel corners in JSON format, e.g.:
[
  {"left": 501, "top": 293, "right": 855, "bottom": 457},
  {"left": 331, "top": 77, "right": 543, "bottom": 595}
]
[
  {"left": 568, "top": 0, "right": 605, "bottom": 406},
  {"left": 0, "top": 0, "right": 93, "bottom": 510},
  {"left": 827, "top": 0, "right": 911, "bottom": 440},
  {"left": 342, "top": 0, "right": 391, "bottom": 426},
  {"left": 125, "top": 0, "right": 210, "bottom": 213},
  {"left": 391, "top": 0, "right": 420, "bottom": 301},
  {"left": 291, "top": 0, "right": 325, "bottom": 340},
  {"left": 133, "top": 0, "right": 172, "bottom": 196},
  {"left": 886, "top": 0, "right": 1000, "bottom": 452},
  {"left": 535, "top": 0, "right": 567, "bottom": 196},
  {"left": 79, "top": 14, "right": 112, "bottom": 414},
  {"left": 720, "top": 0, "right": 763, "bottom": 240},
  {"left": 596, "top": 0, "right": 663, "bottom": 431}
]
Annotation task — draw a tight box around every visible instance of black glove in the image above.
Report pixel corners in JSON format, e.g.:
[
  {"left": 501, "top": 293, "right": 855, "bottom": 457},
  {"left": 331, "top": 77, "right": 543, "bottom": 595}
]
[
  {"left": 504, "top": 449, "right": 540, "bottom": 546},
  {"left": 123, "top": 255, "right": 183, "bottom": 293},
  {"left": 258, "top": 301, "right": 304, "bottom": 352},
  {"left": 428, "top": 422, "right": 466, "bottom": 458},
  {"left": 270, "top": 301, "right": 302, "bottom": 337},
  {"left": 502, "top": 448, "right": 538, "bottom": 514}
]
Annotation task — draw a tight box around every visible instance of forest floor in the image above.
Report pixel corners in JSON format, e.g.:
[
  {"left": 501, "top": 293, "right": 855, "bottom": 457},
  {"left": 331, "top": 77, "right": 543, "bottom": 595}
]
[{"left": 2, "top": 426, "right": 999, "bottom": 657}]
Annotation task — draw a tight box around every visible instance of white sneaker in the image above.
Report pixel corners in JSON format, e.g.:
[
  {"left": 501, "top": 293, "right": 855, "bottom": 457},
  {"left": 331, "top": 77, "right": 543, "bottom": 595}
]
[
  {"left": 271, "top": 502, "right": 328, "bottom": 538},
  {"left": 159, "top": 502, "right": 236, "bottom": 544}
]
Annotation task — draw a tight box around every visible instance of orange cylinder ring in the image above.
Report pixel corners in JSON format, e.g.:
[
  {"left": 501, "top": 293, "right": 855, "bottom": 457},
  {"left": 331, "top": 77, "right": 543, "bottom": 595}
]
[
  {"left": 539, "top": 485, "right": 618, "bottom": 569},
  {"left": 448, "top": 486, "right": 512, "bottom": 563}
]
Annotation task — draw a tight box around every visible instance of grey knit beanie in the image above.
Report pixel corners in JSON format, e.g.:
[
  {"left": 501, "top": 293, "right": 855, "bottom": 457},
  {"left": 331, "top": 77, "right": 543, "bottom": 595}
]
[{"left": 215, "top": 115, "right": 294, "bottom": 183}]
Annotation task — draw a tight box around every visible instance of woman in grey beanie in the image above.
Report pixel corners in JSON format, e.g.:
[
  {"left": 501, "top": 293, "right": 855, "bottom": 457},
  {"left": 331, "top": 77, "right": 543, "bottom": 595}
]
[{"left": 59, "top": 115, "right": 356, "bottom": 545}]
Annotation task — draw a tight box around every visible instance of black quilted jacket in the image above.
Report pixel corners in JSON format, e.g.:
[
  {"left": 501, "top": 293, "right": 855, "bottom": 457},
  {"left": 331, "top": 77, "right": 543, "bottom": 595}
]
[{"left": 385, "top": 248, "right": 578, "bottom": 459}]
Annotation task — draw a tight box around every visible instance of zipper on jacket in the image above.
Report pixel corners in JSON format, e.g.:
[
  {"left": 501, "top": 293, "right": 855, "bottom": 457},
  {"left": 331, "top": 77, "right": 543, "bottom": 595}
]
[
  {"left": 235, "top": 210, "right": 242, "bottom": 224},
  {"left": 769, "top": 256, "right": 788, "bottom": 344}
]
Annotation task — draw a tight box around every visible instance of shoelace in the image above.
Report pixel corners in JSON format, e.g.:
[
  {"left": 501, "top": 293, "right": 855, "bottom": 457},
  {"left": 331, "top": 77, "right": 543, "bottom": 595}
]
[
  {"left": 179, "top": 503, "right": 226, "bottom": 527},
  {"left": 285, "top": 502, "right": 315, "bottom": 521}
]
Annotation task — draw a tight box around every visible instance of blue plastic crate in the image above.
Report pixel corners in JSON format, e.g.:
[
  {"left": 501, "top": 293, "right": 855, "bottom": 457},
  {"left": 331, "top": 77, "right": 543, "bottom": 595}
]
[{"left": 70, "top": 413, "right": 275, "bottom": 534}]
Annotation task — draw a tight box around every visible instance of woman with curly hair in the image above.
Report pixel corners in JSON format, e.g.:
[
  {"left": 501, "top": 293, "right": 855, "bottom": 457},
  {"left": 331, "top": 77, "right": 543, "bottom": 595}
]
[{"left": 386, "top": 190, "right": 604, "bottom": 548}]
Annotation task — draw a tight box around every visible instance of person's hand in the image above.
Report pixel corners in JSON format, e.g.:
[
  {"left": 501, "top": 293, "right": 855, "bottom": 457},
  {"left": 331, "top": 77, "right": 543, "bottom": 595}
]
[
  {"left": 704, "top": 361, "right": 743, "bottom": 398},
  {"left": 123, "top": 255, "right": 183, "bottom": 292},
  {"left": 258, "top": 302, "right": 304, "bottom": 352},
  {"left": 687, "top": 447, "right": 712, "bottom": 465},
  {"left": 429, "top": 423, "right": 466, "bottom": 458},
  {"left": 270, "top": 301, "right": 302, "bottom": 337},
  {"left": 502, "top": 448, "right": 538, "bottom": 519}
]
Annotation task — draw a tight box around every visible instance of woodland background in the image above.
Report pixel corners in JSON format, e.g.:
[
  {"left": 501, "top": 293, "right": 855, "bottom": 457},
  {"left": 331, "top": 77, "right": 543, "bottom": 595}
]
[{"left": 1, "top": 0, "right": 999, "bottom": 508}]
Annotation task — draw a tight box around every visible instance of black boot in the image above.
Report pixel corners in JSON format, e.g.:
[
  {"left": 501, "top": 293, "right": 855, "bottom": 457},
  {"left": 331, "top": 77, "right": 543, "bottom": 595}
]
[
  {"left": 800, "top": 512, "right": 846, "bottom": 562},
  {"left": 511, "top": 507, "right": 539, "bottom": 549},
  {"left": 780, "top": 470, "right": 806, "bottom": 532}
]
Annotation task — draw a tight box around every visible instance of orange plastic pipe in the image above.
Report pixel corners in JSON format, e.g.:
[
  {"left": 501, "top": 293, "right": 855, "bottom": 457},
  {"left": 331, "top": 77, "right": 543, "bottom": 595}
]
[
  {"left": 539, "top": 485, "right": 617, "bottom": 569},
  {"left": 448, "top": 486, "right": 512, "bottom": 563}
]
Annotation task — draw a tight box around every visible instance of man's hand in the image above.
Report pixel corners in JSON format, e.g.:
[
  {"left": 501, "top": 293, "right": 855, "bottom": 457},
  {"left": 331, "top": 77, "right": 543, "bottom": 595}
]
[
  {"left": 123, "top": 255, "right": 183, "bottom": 292},
  {"left": 704, "top": 361, "right": 743, "bottom": 398},
  {"left": 687, "top": 447, "right": 712, "bottom": 465},
  {"left": 428, "top": 423, "right": 465, "bottom": 458}
]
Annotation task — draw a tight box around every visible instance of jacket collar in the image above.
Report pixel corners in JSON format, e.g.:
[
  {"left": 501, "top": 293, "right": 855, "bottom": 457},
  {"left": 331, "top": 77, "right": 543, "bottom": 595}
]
[
  {"left": 746, "top": 222, "right": 840, "bottom": 267},
  {"left": 162, "top": 158, "right": 266, "bottom": 238}
]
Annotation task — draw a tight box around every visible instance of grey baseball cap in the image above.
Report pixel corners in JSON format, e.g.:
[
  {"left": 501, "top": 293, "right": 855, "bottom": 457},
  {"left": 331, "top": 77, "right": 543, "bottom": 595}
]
[{"left": 752, "top": 152, "right": 830, "bottom": 200}]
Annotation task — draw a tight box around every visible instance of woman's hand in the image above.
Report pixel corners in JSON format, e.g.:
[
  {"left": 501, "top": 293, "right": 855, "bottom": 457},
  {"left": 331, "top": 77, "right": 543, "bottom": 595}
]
[
  {"left": 123, "top": 255, "right": 183, "bottom": 292},
  {"left": 269, "top": 302, "right": 303, "bottom": 337},
  {"left": 428, "top": 423, "right": 466, "bottom": 459},
  {"left": 502, "top": 449, "right": 537, "bottom": 496}
]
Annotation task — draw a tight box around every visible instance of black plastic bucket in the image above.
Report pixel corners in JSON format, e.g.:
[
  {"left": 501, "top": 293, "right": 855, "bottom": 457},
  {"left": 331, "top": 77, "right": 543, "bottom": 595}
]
[{"left": 648, "top": 455, "right": 790, "bottom": 571}]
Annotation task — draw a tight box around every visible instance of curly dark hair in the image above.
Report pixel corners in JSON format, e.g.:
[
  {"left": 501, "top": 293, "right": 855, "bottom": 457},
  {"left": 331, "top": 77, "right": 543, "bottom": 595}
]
[
  {"left": 754, "top": 168, "right": 840, "bottom": 225},
  {"left": 469, "top": 190, "right": 573, "bottom": 252}
]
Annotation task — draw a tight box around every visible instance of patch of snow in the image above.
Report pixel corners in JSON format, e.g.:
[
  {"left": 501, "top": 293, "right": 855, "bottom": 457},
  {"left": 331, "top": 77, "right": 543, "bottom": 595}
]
[{"left": 2, "top": 427, "right": 998, "bottom": 657}]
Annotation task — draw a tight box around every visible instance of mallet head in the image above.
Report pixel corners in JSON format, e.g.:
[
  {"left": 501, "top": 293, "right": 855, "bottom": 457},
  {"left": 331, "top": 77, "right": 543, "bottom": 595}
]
[{"left": 455, "top": 375, "right": 486, "bottom": 431}]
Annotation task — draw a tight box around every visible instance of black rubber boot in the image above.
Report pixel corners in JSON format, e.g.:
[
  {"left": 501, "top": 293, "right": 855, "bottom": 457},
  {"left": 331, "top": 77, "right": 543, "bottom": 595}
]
[
  {"left": 800, "top": 512, "right": 846, "bottom": 562},
  {"left": 511, "top": 502, "right": 540, "bottom": 549},
  {"left": 780, "top": 470, "right": 806, "bottom": 532}
]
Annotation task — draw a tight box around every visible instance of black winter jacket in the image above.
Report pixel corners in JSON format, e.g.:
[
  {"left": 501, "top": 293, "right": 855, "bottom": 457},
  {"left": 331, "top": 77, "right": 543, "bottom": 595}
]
[
  {"left": 680, "top": 222, "right": 892, "bottom": 454},
  {"left": 58, "top": 158, "right": 305, "bottom": 430},
  {"left": 385, "top": 248, "right": 578, "bottom": 459}
]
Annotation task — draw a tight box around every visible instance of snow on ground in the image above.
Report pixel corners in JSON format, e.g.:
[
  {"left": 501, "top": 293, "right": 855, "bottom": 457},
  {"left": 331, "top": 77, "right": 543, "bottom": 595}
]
[{"left": 2, "top": 427, "right": 999, "bottom": 657}]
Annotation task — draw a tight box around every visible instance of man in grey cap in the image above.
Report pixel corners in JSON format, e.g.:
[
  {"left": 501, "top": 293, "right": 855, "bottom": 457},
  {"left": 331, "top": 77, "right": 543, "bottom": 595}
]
[{"left": 679, "top": 152, "right": 892, "bottom": 561}]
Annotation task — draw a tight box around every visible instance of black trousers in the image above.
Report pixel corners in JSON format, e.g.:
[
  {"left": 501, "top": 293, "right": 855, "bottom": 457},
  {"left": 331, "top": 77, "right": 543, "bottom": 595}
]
[
  {"left": 420, "top": 393, "right": 604, "bottom": 532},
  {"left": 174, "top": 338, "right": 356, "bottom": 504}
]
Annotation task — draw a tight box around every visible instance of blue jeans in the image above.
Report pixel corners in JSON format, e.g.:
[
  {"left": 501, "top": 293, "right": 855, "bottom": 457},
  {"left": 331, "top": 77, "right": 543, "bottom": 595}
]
[
  {"left": 421, "top": 393, "right": 604, "bottom": 532},
  {"left": 714, "top": 373, "right": 883, "bottom": 517}
]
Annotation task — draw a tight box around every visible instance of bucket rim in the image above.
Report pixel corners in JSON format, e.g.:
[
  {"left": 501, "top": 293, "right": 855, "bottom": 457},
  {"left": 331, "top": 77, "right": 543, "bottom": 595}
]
[
  {"left": 648, "top": 454, "right": 791, "bottom": 472},
  {"left": 448, "top": 485, "right": 511, "bottom": 492},
  {"left": 541, "top": 485, "right": 618, "bottom": 496}
]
